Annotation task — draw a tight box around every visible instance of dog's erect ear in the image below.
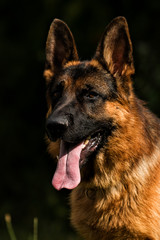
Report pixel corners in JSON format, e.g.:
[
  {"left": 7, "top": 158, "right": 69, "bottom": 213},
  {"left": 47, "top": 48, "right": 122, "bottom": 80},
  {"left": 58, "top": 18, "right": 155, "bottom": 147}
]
[
  {"left": 94, "top": 17, "right": 134, "bottom": 77},
  {"left": 44, "top": 19, "right": 79, "bottom": 83}
]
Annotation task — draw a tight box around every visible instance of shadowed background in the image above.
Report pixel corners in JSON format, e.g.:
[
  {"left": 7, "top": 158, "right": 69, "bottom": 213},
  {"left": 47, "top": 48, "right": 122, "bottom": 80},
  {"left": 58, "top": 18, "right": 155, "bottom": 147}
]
[{"left": 1, "top": 0, "right": 160, "bottom": 239}]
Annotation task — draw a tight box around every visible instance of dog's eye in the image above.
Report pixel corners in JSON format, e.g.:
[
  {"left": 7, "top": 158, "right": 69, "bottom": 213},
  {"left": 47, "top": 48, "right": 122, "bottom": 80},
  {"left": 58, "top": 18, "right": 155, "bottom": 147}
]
[
  {"left": 77, "top": 89, "right": 100, "bottom": 102},
  {"left": 52, "top": 88, "right": 62, "bottom": 99},
  {"left": 85, "top": 91, "right": 99, "bottom": 100},
  {"left": 51, "top": 81, "right": 64, "bottom": 104},
  {"left": 52, "top": 91, "right": 60, "bottom": 99}
]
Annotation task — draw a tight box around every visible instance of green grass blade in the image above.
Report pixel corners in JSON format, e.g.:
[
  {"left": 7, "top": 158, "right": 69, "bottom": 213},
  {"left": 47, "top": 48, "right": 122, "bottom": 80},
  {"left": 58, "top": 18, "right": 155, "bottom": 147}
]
[
  {"left": 4, "top": 214, "right": 17, "bottom": 240},
  {"left": 33, "top": 217, "right": 38, "bottom": 240}
]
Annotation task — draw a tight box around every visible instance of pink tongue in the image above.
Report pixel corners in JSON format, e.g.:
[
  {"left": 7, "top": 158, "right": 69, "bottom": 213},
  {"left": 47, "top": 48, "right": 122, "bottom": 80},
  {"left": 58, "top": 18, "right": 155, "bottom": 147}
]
[{"left": 52, "top": 140, "right": 83, "bottom": 190}]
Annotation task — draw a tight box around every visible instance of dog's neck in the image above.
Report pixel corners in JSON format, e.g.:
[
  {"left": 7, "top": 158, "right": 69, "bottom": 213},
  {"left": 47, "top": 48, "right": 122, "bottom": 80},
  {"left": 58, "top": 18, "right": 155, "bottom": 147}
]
[{"left": 82, "top": 97, "right": 160, "bottom": 196}]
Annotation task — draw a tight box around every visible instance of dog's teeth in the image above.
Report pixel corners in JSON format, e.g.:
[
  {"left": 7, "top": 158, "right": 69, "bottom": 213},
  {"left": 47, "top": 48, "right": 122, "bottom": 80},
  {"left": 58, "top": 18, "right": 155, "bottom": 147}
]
[
  {"left": 82, "top": 139, "right": 90, "bottom": 149},
  {"left": 84, "top": 139, "right": 89, "bottom": 145},
  {"left": 82, "top": 144, "right": 86, "bottom": 149}
]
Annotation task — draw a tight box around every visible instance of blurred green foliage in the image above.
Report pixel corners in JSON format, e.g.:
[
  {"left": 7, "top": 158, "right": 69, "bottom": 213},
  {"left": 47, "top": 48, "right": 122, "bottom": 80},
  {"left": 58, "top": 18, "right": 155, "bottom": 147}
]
[{"left": 0, "top": 0, "right": 160, "bottom": 239}]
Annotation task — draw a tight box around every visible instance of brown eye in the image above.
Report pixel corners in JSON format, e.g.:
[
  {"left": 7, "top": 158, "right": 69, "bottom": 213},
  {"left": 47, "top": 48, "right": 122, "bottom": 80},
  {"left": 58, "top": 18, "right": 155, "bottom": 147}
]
[
  {"left": 86, "top": 91, "right": 99, "bottom": 99},
  {"left": 77, "top": 88, "right": 100, "bottom": 102},
  {"left": 52, "top": 89, "right": 62, "bottom": 100},
  {"left": 53, "top": 92, "right": 59, "bottom": 98},
  {"left": 88, "top": 92, "right": 98, "bottom": 98},
  {"left": 51, "top": 81, "right": 64, "bottom": 106}
]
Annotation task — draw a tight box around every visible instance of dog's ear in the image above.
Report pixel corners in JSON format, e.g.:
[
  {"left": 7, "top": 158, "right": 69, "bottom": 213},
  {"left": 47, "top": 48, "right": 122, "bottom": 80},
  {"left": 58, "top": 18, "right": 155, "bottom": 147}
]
[
  {"left": 94, "top": 17, "right": 134, "bottom": 77},
  {"left": 44, "top": 19, "right": 79, "bottom": 83}
]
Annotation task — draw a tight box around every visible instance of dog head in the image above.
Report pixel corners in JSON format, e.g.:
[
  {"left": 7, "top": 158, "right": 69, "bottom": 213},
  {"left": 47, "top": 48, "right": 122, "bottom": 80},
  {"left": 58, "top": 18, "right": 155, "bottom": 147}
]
[{"left": 44, "top": 17, "right": 135, "bottom": 190}]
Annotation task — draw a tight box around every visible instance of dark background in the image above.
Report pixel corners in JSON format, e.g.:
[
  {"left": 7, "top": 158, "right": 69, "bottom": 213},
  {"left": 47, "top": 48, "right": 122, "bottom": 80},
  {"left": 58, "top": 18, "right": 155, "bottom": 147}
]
[{"left": 1, "top": 0, "right": 160, "bottom": 239}]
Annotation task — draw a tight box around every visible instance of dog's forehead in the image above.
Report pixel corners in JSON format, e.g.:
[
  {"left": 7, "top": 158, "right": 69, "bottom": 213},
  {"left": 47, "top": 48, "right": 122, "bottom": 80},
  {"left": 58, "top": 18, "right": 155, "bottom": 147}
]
[
  {"left": 63, "top": 61, "right": 99, "bottom": 79},
  {"left": 59, "top": 61, "right": 113, "bottom": 88}
]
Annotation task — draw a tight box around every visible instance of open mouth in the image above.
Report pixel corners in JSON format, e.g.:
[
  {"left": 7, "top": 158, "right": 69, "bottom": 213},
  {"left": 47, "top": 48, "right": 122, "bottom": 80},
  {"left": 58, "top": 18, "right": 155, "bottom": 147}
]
[
  {"left": 80, "top": 132, "right": 102, "bottom": 167},
  {"left": 52, "top": 132, "right": 103, "bottom": 190}
]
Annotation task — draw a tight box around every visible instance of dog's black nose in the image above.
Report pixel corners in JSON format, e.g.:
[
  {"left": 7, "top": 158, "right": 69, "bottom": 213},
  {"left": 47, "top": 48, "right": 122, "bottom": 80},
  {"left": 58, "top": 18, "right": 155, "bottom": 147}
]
[{"left": 46, "top": 116, "right": 69, "bottom": 141}]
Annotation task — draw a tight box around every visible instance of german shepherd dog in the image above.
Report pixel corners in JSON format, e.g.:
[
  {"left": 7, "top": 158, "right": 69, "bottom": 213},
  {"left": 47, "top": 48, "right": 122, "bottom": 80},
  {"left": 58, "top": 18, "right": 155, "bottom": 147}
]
[{"left": 44, "top": 17, "right": 160, "bottom": 239}]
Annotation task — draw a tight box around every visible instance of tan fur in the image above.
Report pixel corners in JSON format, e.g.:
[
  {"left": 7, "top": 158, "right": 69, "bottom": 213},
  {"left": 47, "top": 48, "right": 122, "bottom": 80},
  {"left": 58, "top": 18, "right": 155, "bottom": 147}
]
[
  {"left": 64, "top": 61, "right": 81, "bottom": 68},
  {"left": 46, "top": 137, "right": 60, "bottom": 159},
  {"left": 43, "top": 69, "right": 53, "bottom": 84}
]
